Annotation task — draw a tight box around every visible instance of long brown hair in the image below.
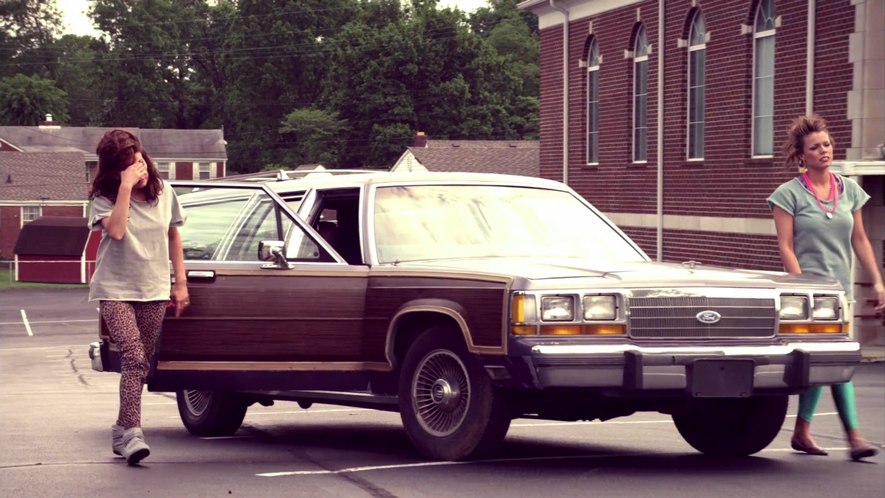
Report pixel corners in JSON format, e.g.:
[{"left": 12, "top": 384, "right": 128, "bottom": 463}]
[
  {"left": 782, "top": 114, "right": 833, "bottom": 170},
  {"left": 90, "top": 129, "right": 163, "bottom": 203}
]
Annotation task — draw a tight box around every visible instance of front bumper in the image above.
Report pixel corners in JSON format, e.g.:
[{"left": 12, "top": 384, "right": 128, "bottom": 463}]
[{"left": 523, "top": 341, "right": 861, "bottom": 395}]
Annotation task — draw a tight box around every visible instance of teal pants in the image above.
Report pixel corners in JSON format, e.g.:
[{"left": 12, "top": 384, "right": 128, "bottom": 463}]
[{"left": 797, "top": 381, "right": 859, "bottom": 432}]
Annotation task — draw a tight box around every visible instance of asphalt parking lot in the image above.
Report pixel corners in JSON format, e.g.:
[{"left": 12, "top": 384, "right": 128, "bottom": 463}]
[{"left": 1, "top": 288, "right": 882, "bottom": 498}]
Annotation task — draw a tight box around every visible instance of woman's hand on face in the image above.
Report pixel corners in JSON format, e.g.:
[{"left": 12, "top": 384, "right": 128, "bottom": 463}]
[{"left": 120, "top": 158, "right": 147, "bottom": 188}]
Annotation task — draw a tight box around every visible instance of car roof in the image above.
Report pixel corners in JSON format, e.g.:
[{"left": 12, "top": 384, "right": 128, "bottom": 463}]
[{"left": 252, "top": 171, "right": 570, "bottom": 193}]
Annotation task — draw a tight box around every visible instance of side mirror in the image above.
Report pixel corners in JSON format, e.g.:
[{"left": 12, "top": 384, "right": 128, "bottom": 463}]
[{"left": 258, "top": 240, "right": 288, "bottom": 267}]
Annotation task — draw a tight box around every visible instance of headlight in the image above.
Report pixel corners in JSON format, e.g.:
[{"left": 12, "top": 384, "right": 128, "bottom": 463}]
[
  {"left": 812, "top": 296, "right": 839, "bottom": 320},
  {"left": 540, "top": 296, "right": 574, "bottom": 321},
  {"left": 583, "top": 295, "right": 616, "bottom": 320},
  {"left": 779, "top": 295, "right": 808, "bottom": 320}
]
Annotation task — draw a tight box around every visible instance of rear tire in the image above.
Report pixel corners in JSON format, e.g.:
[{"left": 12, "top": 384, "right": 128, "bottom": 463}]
[
  {"left": 398, "top": 326, "right": 511, "bottom": 460},
  {"left": 672, "top": 395, "right": 788, "bottom": 456},
  {"left": 176, "top": 390, "right": 248, "bottom": 437}
]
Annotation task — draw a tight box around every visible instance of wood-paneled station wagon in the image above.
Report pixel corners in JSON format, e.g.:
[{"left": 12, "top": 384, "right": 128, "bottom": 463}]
[{"left": 89, "top": 170, "right": 860, "bottom": 461}]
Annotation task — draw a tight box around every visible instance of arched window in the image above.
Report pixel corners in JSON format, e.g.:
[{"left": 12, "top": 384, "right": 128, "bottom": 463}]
[
  {"left": 633, "top": 25, "right": 648, "bottom": 162},
  {"left": 586, "top": 38, "right": 600, "bottom": 164},
  {"left": 753, "top": 0, "right": 776, "bottom": 156},
  {"left": 688, "top": 11, "right": 706, "bottom": 159}
]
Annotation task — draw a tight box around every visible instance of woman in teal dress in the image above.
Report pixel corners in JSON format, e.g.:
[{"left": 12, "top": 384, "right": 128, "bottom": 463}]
[{"left": 768, "top": 114, "right": 884, "bottom": 461}]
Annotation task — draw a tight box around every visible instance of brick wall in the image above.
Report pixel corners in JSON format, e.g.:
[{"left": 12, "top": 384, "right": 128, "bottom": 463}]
[{"left": 538, "top": 0, "right": 854, "bottom": 269}]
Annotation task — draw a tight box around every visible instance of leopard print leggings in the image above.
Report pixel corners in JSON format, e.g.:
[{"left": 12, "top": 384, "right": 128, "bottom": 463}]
[{"left": 100, "top": 300, "right": 167, "bottom": 429}]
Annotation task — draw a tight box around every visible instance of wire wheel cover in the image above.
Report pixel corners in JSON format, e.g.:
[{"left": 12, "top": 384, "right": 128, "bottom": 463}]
[
  {"left": 184, "top": 390, "right": 212, "bottom": 416},
  {"left": 412, "top": 349, "right": 471, "bottom": 437}
]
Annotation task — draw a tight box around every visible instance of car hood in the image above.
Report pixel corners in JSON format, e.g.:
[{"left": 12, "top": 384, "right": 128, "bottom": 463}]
[{"left": 390, "top": 258, "right": 841, "bottom": 290}]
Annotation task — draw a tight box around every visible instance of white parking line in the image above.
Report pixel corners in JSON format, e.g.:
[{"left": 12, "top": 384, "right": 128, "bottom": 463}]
[
  {"left": 0, "top": 319, "right": 97, "bottom": 325},
  {"left": 256, "top": 436, "right": 855, "bottom": 478},
  {"left": 19, "top": 310, "right": 33, "bottom": 336},
  {"left": 257, "top": 453, "right": 647, "bottom": 477}
]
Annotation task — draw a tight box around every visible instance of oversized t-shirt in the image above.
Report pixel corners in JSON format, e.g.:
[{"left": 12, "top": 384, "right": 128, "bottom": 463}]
[
  {"left": 88, "top": 181, "right": 186, "bottom": 301},
  {"left": 767, "top": 174, "right": 870, "bottom": 297}
]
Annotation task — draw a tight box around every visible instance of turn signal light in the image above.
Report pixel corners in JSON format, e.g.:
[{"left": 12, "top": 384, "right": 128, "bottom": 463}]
[
  {"left": 538, "top": 324, "right": 626, "bottom": 336},
  {"left": 778, "top": 323, "right": 843, "bottom": 334}
]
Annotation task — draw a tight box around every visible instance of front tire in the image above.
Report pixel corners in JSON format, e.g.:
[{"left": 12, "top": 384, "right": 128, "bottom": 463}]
[
  {"left": 176, "top": 390, "right": 249, "bottom": 437},
  {"left": 398, "top": 326, "right": 511, "bottom": 460},
  {"left": 672, "top": 395, "right": 788, "bottom": 456}
]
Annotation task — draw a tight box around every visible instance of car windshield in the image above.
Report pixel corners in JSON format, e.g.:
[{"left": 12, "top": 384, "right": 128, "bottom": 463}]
[{"left": 373, "top": 185, "right": 647, "bottom": 264}]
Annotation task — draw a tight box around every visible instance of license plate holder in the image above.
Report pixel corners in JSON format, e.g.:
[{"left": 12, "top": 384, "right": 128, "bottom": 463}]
[{"left": 691, "top": 359, "right": 755, "bottom": 398}]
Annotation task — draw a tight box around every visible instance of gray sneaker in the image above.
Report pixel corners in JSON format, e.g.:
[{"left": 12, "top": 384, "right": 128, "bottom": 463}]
[
  {"left": 111, "top": 424, "right": 125, "bottom": 456},
  {"left": 121, "top": 427, "right": 150, "bottom": 465}
]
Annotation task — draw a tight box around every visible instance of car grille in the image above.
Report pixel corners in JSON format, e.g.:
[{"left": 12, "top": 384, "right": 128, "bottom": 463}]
[{"left": 628, "top": 296, "right": 776, "bottom": 338}]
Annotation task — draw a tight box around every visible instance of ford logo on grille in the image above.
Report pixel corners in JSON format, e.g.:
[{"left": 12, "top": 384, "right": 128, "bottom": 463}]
[{"left": 696, "top": 310, "right": 721, "bottom": 324}]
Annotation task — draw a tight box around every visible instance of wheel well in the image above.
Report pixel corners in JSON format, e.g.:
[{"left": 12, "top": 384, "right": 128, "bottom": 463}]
[{"left": 392, "top": 312, "right": 463, "bottom": 368}]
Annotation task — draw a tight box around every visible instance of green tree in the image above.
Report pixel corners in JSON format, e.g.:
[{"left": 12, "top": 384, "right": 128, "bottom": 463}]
[
  {"left": 89, "top": 0, "right": 220, "bottom": 129},
  {"left": 321, "top": 1, "right": 534, "bottom": 167},
  {"left": 278, "top": 107, "right": 350, "bottom": 167},
  {"left": 46, "top": 35, "right": 107, "bottom": 125},
  {"left": 221, "top": 0, "right": 363, "bottom": 172},
  {"left": 0, "top": 0, "right": 62, "bottom": 78},
  {"left": 0, "top": 73, "right": 69, "bottom": 125}
]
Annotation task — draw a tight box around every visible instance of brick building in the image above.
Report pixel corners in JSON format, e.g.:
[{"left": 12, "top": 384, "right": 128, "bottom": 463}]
[{"left": 520, "top": 0, "right": 884, "bottom": 343}]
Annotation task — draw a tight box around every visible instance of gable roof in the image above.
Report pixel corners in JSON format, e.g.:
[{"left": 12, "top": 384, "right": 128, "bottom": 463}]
[
  {"left": 398, "top": 140, "right": 539, "bottom": 177},
  {"left": 0, "top": 126, "right": 227, "bottom": 161},
  {"left": 0, "top": 152, "right": 90, "bottom": 201},
  {"left": 14, "top": 216, "right": 90, "bottom": 256}
]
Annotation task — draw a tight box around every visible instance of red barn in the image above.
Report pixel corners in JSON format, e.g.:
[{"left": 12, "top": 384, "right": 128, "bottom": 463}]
[{"left": 14, "top": 217, "right": 99, "bottom": 284}]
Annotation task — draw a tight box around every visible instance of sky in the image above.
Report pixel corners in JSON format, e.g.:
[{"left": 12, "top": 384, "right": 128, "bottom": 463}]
[{"left": 58, "top": 0, "right": 491, "bottom": 37}]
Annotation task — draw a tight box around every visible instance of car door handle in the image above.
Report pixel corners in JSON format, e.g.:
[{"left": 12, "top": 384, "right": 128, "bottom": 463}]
[{"left": 186, "top": 270, "right": 216, "bottom": 282}]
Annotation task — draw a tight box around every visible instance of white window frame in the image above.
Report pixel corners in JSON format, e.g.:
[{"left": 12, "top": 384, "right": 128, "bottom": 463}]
[
  {"left": 752, "top": 0, "right": 776, "bottom": 157},
  {"left": 687, "top": 11, "right": 706, "bottom": 161},
  {"left": 194, "top": 162, "right": 215, "bottom": 180},
  {"left": 157, "top": 161, "right": 174, "bottom": 180},
  {"left": 632, "top": 25, "right": 649, "bottom": 163},
  {"left": 21, "top": 206, "right": 42, "bottom": 226},
  {"left": 586, "top": 38, "right": 600, "bottom": 165}
]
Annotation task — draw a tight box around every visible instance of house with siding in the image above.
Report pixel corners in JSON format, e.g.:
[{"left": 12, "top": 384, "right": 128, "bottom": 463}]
[
  {"left": 392, "top": 132, "right": 540, "bottom": 176},
  {"left": 0, "top": 120, "right": 228, "bottom": 181},
  {"left": 0, "top": 152, "right": 90, "bottom": 261},
  {"left": 519, "top": 0, "right": 884, "bottom": 344}
]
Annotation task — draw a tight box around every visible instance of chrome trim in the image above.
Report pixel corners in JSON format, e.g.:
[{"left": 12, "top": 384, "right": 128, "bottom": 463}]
[
  {"left": 157, "top": 360, "right": 391, "bottom": 372},
  {"left": 695, "top": 310, "right": 721, "bottom": 324},
  {"left": 88, "top": 341, "right": 103, "bottom": 372},
  {"left": 530, "top": 341, "right": 860, "bottom": 356}
]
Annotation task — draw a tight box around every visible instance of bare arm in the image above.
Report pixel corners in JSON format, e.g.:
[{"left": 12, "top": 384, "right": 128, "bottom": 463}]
[
  {"left": 168, "top": 226, "right": 189, "bottom": 317},
  {"left": 772, "top": 206, "right": 801, "bottom": 274},
  {"left": 850, "top": 210, "right": 885, "bottom": 312},
  {"left": 100, "top": 160, "right": 145, "bottom": 240},
  {"left": 101, "top": 185, "right": 133, "bottom": 240}
]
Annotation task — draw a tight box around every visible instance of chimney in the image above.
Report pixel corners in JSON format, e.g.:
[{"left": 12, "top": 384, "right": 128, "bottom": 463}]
[
  {"left": 414, "top": 131, "right": 427, "bottom": 148},
  {"left": 38, "top": 113, "right": 61, "bottom": 129}
]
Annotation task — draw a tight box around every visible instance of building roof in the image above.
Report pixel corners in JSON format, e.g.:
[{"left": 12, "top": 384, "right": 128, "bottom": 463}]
[
  {"left": 14, "top": 216, "right": 90, "bottom": 256},
  {"left": 401, "top": 140, "right": 539, "bottom": 177},
  {"left": 0, "top": 126, "right": 227, "bottom": 161},
  {"left": 0, "top": 152, "right": 90, "bottom": 201}
]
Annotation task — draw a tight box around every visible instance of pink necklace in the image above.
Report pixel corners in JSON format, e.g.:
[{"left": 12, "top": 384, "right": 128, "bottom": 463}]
[{"left": 803, "top": 171, "right": 837, "bottom": 219}]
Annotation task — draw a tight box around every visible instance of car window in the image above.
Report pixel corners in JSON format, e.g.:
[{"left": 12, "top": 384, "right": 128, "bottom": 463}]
[
  {"left": 373, "top": 185, "right": 646, "bottom": 264},
  {"left": 175, "top": 186, "right": 323, "bottom": 262}
]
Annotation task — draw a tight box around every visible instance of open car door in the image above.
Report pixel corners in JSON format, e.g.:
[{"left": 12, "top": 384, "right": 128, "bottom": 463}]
[{"left": 144, "top": 181, "right": 371, "bottom": 392}]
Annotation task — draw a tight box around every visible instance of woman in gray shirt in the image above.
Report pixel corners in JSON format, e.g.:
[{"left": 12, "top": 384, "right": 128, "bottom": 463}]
[
  {"left": 768, "top": 114, "right": 884, "bottom": 461},
  {"left": 89, "top": 129, "right": 188, "bottom": 465}
]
